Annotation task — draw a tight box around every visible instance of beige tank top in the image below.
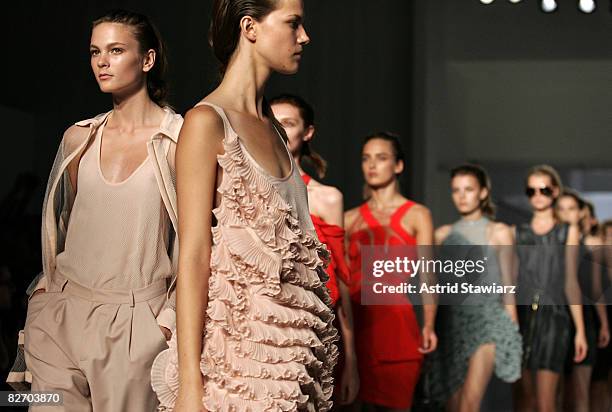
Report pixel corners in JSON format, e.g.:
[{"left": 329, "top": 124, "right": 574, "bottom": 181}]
[{"left": 55, "top": 117, "right": 172, "bottom": 289}]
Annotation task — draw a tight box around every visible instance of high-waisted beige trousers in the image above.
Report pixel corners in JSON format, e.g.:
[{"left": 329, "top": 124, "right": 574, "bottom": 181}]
[{"left": 24, "top": 279, "right": 169, "bottom": 411}]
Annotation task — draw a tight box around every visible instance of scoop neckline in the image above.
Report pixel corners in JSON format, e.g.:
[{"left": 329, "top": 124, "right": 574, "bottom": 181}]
[
  {"left": 96, "top": 114, "right": 151, "bottom": 186},
  {"left": 200, "top": 101, "right": 294, "bottom": 182}
]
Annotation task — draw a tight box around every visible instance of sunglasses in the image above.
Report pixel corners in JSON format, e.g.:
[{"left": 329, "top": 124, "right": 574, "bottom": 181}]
[{"left": 525, "top": 186, "right": 554, "bottom": 198}]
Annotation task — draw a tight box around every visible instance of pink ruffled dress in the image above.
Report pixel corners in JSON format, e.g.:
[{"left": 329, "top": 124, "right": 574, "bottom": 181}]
[{"left": 151, "top": 102, "right": 339, "bottom": 411}]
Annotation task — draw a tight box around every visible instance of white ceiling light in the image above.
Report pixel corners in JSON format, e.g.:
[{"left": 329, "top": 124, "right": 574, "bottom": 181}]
[
  {"left": 541, "top": 0, "right": 558, "bottom": 12},
  {"left": 480, "top": 0, "right": 495, "bottom": 4},
  {"left": 578, "top": 0, "right": 596, "bottom": 13}
]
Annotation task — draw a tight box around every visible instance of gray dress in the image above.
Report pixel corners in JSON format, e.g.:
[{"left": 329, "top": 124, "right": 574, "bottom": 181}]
[{"left": 428, "top": 217, "right": 522, "bottom": 402}]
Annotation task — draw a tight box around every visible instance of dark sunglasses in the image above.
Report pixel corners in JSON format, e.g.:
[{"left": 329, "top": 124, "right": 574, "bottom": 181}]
[{"left": 525, "top": 186, "right": 554, "bottom": 198}]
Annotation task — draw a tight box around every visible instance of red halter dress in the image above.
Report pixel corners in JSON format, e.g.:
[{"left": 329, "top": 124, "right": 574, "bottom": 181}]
[
  {"left": 347, "top": 201, "right": 423, "bottom": 409},
  {"left": 301, "top": 174, "right": 350, "bottom": 306}
]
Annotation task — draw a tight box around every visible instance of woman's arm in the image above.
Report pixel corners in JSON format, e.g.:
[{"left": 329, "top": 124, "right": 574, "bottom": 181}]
[
  {"left": 32, "top": 125, "right": 88, "bottom": 297},
  {"left": 588, "top": 239, "right": 610, "bottom": 348},
  {"left": 410, "top": 206, "right": 438, "bottom": 353},
  {"left": 492, "top": 223, "right": 518, "bottom": 323},
  {"left": 565, "top": 224, "right": 588, "bottom": 362},
  {"left": 317, "top": 188, "right": 359, "bottom": 404},
  {"left": 175, "top": 106, "right": 224, "bottom": 411}
]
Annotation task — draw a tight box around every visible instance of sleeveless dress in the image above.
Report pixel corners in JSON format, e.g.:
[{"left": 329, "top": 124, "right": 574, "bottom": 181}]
[
  {"left": 301, "top": 174, "right": 350, "bottom": 306},
  {"left": 427, "top": 217, "right": 522, "bottom": 402},
  {"left": 347, "top": 201, "right": 423, "bottom": 409},
  {"left": 516, "top": 223, "right": 571, "bottom": 373},
  {"left": 151, "top": 103, "right": 339, "bottom": 411}
]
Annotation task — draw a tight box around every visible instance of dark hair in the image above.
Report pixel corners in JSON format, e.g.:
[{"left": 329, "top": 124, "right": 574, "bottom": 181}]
[
  {"left": 209, "top": 0, "right": 278, "bottom": 74},
  {"left": 582, "top": 200, "right": 599, "bottom": 236},
  {"left": 583, "top": 199, "right": 596, "bottom": 218},
  {"left": 361, "top": 132, "right": 405, "bottom": 199},
  {"left": 559, "top": 188, "right": 585, "bottom": 210},
  {"left": 362, "top": 132, "right": 405, "bottom": 165},
  {"left": 270, "top": 94, "right": 327, "bottom": 178},
  {"left": 93, "top": 9, "right": 168, "bottom": 107},
  {"left": 450, "top": 164, "right": 496, "bottom": 218}
]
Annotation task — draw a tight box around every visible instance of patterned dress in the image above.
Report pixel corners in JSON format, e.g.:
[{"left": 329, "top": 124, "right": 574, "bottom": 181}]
[{"left": 428, "top": 217, "right": 522, "bottom": 403}]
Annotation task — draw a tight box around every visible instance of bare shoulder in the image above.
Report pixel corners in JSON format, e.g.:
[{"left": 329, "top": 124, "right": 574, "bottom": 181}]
[
  {"left": 434, "top": 224, "right": 452, "bottom": 245},
  {"left": 179, "top": 105, "right": 225, "bottom": 154},
  {"left": 311, "top": 181, "right": 343, "bottom": 208},
  {"left": 406, "top": 203, "right": 432, "bottom": 222},
  {"left": 489, "top": 221, "right": 514, "bottom": 245}
]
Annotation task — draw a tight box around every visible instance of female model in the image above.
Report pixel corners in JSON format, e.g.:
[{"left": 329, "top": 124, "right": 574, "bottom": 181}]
[
  {"left": 556, "top": 190, "right": 609, "bottom": 412},
  {"left": 591, "top": 218, "right": 611, "bottom": 412},
  {"left": 514, "top": 165, "right": 587, "bottom": 412},
  {"left": 270, "top": 93, "right": 359, "bottom": 405},
  {"left": 344, "top": 132, "right": 437, "bottom": 412},
  {"left": 150, "top": 1, "right": 338, "bottom": 411},
  {"left": 23, "top": 10, "right": 182, "bottom": 411},
  {"left": 429, "top": 164, "right": 522, "bottom": 412}
]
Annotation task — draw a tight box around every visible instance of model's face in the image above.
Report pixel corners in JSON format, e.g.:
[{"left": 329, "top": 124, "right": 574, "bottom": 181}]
[
  {"left": 451, "top": 174, "right": 487, "bottom": 216},
  {"left": 557, "top": 196, "right": 582, "bottom": 226},
  {"left": 361, "top": 138, "right": 403, "bottom": 188},
  {"left": 271, "top": 102, "right": 313, "bottom": 156},
  {"left": 526, "top": 174, "right": 558, "bottom": 211},
  {"left": 254, "top": 0, "right": 309, "bottom": 74},
  {"left": 90, "top": 23, "right": 151, "bottom": 95}
]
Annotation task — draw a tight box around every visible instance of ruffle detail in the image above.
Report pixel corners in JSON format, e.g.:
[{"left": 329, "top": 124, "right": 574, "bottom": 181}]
[{"left": 152, "top": 125, "right": 338, "bottom": 411}]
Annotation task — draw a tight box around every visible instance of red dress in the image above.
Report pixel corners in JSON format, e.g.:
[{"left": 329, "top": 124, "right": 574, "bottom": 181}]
[
  {"left": 301, "top": 174, "right": 350, "bottom": 306},
  {"left": 347, "top": 201, "right": 423, "bottom": 409}
]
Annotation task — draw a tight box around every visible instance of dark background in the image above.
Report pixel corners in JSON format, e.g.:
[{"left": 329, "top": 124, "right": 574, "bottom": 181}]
[{"left": 1, "top": 1, "right": 611, "bottom": 410}]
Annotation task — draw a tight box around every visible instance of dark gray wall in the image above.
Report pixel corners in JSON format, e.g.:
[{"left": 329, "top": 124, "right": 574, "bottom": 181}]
[{"left": 413, "top": 0, "right": 612, "bottom": 226}]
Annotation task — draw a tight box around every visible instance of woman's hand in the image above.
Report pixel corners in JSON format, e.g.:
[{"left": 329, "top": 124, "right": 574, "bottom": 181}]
[
  {"left": 419, "top": 325, "right": 438, "bottom": 354},
  {"left": 338, "top": 357, "right": 359, "bottom": 405},
  {"left": 175, "top": 382, "right": 206, "bottom": 412},
  {"left": 598, "top": 322, "right": 610, "bottom": 348},
  {"left": 573, "top": 330, "right": 588, "bottom": 363}
]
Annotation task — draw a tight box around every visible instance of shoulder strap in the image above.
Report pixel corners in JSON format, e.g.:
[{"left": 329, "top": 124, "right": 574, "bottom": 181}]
[
  {"left": 390, "top": 200, "right": 416, "bottom": 243},
  {"left": 360, "top": 203, "right": 380, "bottom": 229},
  {"left": 390, "top": 200, "right": 415, "bottom": 225}
]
